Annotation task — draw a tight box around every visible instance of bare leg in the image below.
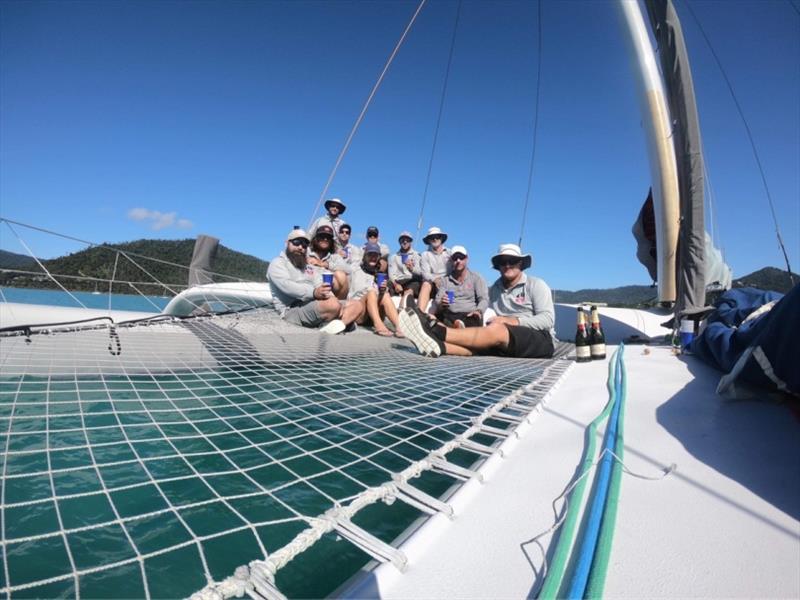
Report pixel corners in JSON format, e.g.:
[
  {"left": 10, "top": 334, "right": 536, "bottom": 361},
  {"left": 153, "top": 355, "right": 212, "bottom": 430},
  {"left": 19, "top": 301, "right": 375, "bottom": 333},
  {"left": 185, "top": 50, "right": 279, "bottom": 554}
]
[
  {"left": 340, "top": 298, "right": 365, "bottom": 325},
  {"left": 418, "top": 281, "right": 432, "bottom": 312},
  {"left": 316, "top": 296, "right": 343, "bottom": 321},
  {"left": 333, "top": 271, "right": 349, "bottom": 299},
  {"left": 401, "top": 290, "right": 413, "bottom": 309},
  {"left": 380, "top": 292, "right": 402, "bottom": 331},
  {"left": 366, "top": 290, "right": 391, "bottom": 333},
  {"left": 442, "top": 322, "right": 510, "bottom": 353}
]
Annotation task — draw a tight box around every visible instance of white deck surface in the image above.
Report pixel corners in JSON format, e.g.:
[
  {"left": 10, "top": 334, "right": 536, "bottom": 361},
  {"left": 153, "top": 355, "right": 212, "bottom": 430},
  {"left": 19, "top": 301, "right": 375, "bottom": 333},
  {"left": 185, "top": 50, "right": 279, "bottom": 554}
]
[
  {"left": 0, "top": 301, "right": 156, "bottom": 328},
  {"left": 344, "top": 308, "right": 800, "bottom": 598}
]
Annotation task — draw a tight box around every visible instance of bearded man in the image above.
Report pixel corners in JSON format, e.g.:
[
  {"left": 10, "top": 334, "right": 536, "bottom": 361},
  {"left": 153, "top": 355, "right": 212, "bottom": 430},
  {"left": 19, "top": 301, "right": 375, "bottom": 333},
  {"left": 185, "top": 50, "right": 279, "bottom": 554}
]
[
  {"left": 307, "top": 224, "right": 350, "bottom": 299},
  {"left": 267, "top": 228, "right": 363, "bottom": 333}
]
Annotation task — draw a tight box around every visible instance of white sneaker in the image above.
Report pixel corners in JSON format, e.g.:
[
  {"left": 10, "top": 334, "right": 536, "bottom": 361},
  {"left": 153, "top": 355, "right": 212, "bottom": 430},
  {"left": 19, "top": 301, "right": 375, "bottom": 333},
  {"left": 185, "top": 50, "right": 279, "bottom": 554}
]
[
  {"left": 320, "top": 319, "right": 346, "bottom": 335},
  {"left": 398, "top": 309, "right": 444, "bottom": 357}
]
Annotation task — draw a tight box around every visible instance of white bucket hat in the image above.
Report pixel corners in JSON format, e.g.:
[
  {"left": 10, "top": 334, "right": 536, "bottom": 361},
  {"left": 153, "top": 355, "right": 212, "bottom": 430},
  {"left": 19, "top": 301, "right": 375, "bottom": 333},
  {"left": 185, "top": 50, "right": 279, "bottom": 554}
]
[
  {"left": 491, "top": 243, "right": 532, "bottom": 270},
  {"left": 450, "top": 245, "right": 468, "bottom": 257},
  {"left": 324, "top": 198, "right": 347, "bottom": 214},
  {"left": 422, "top": 226, "right": 448, "bottom": 245},
  {"left": 286, "top": 228, "right": 310, "bottom": 242}
]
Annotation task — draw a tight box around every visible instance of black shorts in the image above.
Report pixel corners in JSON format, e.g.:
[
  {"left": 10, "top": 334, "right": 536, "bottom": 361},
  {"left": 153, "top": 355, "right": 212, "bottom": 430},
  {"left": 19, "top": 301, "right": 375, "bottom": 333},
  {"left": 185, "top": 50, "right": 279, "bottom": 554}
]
[
  {"left": 503, "top": 325, "right": 554, "bottom": 359},
  {"left": 438, "top": 309, "right": 482, "bottom": 328},
  {"left": 398, "top": 275, "right": 422, "bottom": 296}
]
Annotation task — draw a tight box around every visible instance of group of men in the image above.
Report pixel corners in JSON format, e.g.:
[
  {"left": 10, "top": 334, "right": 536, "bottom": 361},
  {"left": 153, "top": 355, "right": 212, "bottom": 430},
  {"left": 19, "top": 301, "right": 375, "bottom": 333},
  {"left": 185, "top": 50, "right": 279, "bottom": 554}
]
[{"left": 267, "top": 197, "right": 555, "bottom": 359}]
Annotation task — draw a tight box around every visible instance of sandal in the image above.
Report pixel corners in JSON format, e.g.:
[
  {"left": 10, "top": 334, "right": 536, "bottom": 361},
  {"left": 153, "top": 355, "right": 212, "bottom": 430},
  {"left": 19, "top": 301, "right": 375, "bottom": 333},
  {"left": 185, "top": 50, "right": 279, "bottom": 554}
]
[
  {"left": 394, "top": 330, "right": 406, "bottom": 339},
  {"left": 374, "top": 329, "right": 393, "bottom": 337}
]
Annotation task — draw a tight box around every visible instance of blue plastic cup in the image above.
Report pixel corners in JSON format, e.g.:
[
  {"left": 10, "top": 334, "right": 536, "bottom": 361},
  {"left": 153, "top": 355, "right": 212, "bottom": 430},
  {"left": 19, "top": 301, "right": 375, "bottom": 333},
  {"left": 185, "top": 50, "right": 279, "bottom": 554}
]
[
  {"left": 376, "top": 273, "right": 387, "bottom": 287},
  {"left": 679, "top": 319, "right": 694, "bottom": 350},
  {"left": 322, "top": 272, "right": 334, "bottom": 286},
  {"left": 401, "top": 254, "right": 409, "bottom": 264},
  {"left": 446, "top": 291, "right": 455, "bottom": 304}
]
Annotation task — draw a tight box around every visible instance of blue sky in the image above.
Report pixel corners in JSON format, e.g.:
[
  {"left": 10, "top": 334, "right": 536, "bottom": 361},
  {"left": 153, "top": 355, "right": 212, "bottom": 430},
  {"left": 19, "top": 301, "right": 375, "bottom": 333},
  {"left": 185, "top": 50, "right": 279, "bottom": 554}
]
[{"left": 1, "top": 0, "right": 797, "bottom": 291}]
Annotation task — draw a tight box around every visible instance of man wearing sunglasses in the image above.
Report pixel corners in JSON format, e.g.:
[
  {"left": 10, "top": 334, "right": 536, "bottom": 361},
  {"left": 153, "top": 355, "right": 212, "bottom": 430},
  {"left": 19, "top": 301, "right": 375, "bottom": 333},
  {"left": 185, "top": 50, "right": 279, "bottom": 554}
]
[
  {"left": 307, "top": 225, "right": 350, "bottom": 299},
  {"left": 432, "top": 245, "right": 488, "bottom": 328},
  {"left": 388, "top": 231, "right": 422, "bottom": 307},
  {"left": 337, "top": 223, "right": 362, "bottom": 266},
  {"left": 310, "top": 198, "right": 348, "bottom": 249},
  {"left": 418, "top": 226, "right": 451, "bottom": 311},
  {"left": 268, "top": 228, "right": 364, "bottom": 333},
  {"left": 400, "top": 243, "right": 555, "bottom": 358}
]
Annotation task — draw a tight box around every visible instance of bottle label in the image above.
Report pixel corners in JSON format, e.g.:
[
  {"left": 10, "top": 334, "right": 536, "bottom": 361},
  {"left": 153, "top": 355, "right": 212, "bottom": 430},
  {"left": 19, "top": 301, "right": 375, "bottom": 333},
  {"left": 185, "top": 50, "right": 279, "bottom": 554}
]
[
  {"left": 576, "top": 345, "right": 591, "bottom": 359},
  {"left": 590, "top": 344, "right": 605, "bottom": 355}
]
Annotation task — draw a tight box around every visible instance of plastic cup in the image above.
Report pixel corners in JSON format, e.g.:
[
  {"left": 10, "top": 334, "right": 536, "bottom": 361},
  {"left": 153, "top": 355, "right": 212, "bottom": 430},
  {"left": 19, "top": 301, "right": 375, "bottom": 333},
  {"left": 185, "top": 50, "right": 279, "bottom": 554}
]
[
  {"left": 401, "top": 254, "right": 409, "bottom": 264},
  {"left": 322, "top": 272, "right": 334, "bottom": 286},
  {"left": 376, "top": 273, "right": 387, "bottom": 287},
  {"left": 679, "top": 319, "right": 694, "bottom": 350},
  {"left": 446, "top": 291, "right": 455, "bottom": 304}
]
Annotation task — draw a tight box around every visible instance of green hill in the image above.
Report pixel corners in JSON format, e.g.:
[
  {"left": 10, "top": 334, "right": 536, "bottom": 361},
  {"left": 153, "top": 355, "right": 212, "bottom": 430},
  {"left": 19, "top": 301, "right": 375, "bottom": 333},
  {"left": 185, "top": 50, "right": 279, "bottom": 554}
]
[
  {"left": 0, "top": 249, "right": 38, "bottom": 270},
  {"left": 0, "top": 239, "right": 269, "bottom": 295},
  {"left": 732, "top": 267, "right": 796, "bottom": 294},
  {"left": 553, "top": 267, "right": 796, "bottom": 307},
  {"left": 553, "top": 285, "right": 657, "bottom": 307}
]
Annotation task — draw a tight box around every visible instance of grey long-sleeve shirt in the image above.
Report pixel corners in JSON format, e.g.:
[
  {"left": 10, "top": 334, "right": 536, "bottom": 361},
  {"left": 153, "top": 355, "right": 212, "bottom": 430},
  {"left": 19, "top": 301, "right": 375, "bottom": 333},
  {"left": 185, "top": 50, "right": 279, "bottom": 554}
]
[
  {"left": 307, "top": 250, "right": 352, "bottom": 275},
  {"left": 489, "top": 273, "right": 556, "bottom": 339},
  {"left": 348, "top": 265, "right": 378, "bottom": 300},
  {"left": 435, "top": 269, "right": 489, "bottom": 313},
  {"left": 388, "top": 250, "right": 422, "bottom": 282},
  {"left": 420, "top": 247, "right": 450, "bottom": 282},
  {"left": 267, "top": 252, "right": 317, "bottom": 316}
]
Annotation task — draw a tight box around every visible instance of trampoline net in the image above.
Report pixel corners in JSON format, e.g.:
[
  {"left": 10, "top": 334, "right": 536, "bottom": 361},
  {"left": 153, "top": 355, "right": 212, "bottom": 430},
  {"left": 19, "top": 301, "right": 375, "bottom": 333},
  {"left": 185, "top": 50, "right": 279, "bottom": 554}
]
[{"left": 0, "top": 308, "right": 569, "bottom": 599}]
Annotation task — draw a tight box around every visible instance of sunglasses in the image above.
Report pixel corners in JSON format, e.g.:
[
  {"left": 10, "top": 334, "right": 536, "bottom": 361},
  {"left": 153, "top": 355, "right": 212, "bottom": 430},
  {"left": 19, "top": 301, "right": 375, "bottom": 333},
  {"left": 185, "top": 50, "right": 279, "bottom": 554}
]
[
  {"left": 452, "top": 254, "right": 467, "bottom": 261},
  {"left": 399, "top": 237, "right": 412, "bottom": 243},
  {"left": 314, "top": 234, "right": 333, "bottom": 241},
  {"left": 289, "top": 238, "right": 309, "bottom": 248},
  {"left": 340, "top": 229, "right": 351, "bottom": 235},
  {"left": 496, "top": 258, "right": 521, "bottom": 267},
  {"left": 429, "top": 235, "right": 444, "bottom": 240}
]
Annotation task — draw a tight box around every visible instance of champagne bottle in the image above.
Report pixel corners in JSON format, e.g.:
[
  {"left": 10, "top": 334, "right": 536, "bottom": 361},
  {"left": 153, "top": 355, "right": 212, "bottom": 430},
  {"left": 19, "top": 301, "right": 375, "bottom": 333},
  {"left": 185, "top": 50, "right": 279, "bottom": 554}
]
[
  {"left": 589, "top": 305, "right": 606, "bottom": 360},
  {"left": 575, "top": 307, "right": 591, "bottom": 363}
]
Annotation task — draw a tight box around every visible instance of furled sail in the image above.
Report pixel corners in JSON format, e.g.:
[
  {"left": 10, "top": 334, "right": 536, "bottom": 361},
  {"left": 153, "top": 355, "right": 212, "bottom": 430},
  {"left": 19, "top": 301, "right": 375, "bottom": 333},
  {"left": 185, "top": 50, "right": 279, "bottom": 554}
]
[{"left": 643, "top": 0, "right": 707, "bottom": 315}]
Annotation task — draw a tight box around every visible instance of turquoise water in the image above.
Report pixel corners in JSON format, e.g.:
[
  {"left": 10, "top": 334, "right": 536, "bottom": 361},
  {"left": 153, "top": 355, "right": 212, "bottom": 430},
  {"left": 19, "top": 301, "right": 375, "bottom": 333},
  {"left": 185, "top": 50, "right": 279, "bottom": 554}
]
[
  {"left": 0, "top": 364, "right": 504, "bottom": 598},
  {"left": 0, "top": 306, "right": 552, "bottom": 598},
  {"left": 0, "top": 287, "right": 169, "bottom": 313}
]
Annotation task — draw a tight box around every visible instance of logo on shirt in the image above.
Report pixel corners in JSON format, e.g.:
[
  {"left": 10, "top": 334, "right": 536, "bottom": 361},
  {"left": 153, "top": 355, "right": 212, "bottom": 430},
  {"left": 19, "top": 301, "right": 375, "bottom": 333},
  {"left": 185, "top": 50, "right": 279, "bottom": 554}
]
[{"left": 514, "top": 292, "right": 526, "bottom": 304}]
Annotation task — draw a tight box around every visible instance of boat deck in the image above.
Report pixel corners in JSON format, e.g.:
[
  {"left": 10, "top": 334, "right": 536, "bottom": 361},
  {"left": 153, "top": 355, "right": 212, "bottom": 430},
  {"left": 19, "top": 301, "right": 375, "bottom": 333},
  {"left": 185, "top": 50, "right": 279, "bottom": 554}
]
[{"left": 344, "top": 308, "right": 800, "bottom": 598}]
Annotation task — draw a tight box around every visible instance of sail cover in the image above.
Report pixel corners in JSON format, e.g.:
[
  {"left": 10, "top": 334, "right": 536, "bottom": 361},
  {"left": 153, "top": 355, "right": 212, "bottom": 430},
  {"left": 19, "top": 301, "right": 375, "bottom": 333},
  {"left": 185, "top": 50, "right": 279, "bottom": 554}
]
[
  {"left": 644, "top": 0, "right": 707, "bottom": 314},
  {"left": 188, "top": 234, "right": 219, "bottom": 286}
]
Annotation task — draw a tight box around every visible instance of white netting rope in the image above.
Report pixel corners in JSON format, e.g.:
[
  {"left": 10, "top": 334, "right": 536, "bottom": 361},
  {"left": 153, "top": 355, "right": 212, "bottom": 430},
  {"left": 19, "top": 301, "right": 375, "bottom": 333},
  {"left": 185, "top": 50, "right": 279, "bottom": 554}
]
[{"left": 0, "top": 309, "right": 570, "bottom": 598}]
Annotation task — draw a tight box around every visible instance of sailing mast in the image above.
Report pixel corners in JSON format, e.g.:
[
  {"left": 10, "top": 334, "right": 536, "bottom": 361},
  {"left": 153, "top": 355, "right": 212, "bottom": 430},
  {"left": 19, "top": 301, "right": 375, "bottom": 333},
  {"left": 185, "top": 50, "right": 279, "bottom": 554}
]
[
  {"left": 643, "top": 0, "right": 707, "bottom": 315},
  {"left": 618, "top": 0, "right": 680, "bottom": 307},
  {"left": 620, "top": 0, "right": 709, "bottom": 314}
]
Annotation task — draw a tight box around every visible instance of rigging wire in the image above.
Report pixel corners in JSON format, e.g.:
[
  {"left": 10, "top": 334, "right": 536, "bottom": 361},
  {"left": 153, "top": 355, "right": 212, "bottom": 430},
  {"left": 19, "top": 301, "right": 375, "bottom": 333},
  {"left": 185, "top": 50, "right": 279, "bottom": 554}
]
[
  {"left": 518, "top": 0, "right": 543, "bottom": 248},
  {"left": 0, "top": 217, "right": 246, "bottom": 282},
  {"left": 415, "top": 0, "right": 462, "bottom": 241},
  {"left": 306, "top": 0, "right": 428, "bottom": 231},
  {"left": 680, "top": 0, "right": 796, "bottom": 285}
]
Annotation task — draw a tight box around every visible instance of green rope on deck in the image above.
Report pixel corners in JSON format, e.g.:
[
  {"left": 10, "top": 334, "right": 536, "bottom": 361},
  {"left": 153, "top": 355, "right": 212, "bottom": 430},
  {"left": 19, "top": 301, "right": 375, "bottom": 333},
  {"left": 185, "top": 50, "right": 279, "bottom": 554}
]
[
  {"left": 537, "top": 353, "right": 619, "bottom": 599},
  {"left": 586, "top": 350, "right": 627, "bottom": 597}
]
